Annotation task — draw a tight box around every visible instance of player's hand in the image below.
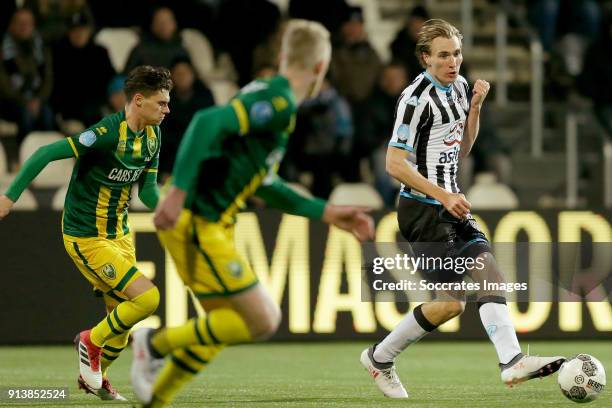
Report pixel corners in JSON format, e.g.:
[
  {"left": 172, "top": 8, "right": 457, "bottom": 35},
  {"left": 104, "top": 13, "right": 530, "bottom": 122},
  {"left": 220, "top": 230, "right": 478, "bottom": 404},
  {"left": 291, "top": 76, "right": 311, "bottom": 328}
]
[
  {"left": 154, "top": 187, "right": 186, "bottom": 230},
  {"left": 322, "top": 205, "right": 375, "bottom": 242},
  {"left": 470, "top": 79, "right": 490, "bottom": 110},
  {"left": 0, "top": 195, "right": 14, "bottom": 220},
  {"left": 441, "top": 192, "right": 471, "bottom": 219}
]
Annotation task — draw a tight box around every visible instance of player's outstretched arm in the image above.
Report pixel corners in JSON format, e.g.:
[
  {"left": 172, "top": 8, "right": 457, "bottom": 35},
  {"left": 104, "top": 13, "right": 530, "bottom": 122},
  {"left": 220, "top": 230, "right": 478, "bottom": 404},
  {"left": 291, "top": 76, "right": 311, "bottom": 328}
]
[
  {"left": 460, "top": 79, "right": 490, "bottom": 157},
  {"left": 255, "top": 177, "right": 375, "bottom": 242},
  {"left": 0, "top": 139, "right": 75, "bottom": 220},
  {"left": 386, "top": 146, "right": 471, "bottom": 219},
  {"left": 153, "top": 186, "right": 186, "bottom": 230}
]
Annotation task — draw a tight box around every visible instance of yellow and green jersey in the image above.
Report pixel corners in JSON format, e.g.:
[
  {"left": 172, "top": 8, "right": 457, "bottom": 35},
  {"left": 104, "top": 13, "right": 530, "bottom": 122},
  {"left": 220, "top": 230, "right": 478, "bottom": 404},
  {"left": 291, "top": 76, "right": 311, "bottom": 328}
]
[
  {"left": 63, "top": 110, "right": 160, "bottom": 238},
  {"left": 174, "top": 75, "right": 300, "bottom": 224}
]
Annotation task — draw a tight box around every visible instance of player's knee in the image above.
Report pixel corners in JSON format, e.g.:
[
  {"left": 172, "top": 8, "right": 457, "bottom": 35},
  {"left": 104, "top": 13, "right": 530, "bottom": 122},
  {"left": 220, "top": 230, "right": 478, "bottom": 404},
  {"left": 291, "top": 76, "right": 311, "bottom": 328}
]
[
  {"left": 252, "top": 304, "right": 281, "bottom": 340},
  {"left": 134, "top": 286, "right": 160, "bottom": 316},
  {"left": 445, "top": 301, "right": 465, "bottom": 318}
]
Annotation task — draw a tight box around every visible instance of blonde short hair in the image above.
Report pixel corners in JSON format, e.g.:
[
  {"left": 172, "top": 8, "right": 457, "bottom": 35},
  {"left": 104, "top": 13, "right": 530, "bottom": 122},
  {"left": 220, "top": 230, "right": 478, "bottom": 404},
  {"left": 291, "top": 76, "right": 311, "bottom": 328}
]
[
  {"left": 415, "top": 19, "right": 463, "bottom": 68},
  {"left": 281, "top": 19, "right": 331, "bottom": 70}
]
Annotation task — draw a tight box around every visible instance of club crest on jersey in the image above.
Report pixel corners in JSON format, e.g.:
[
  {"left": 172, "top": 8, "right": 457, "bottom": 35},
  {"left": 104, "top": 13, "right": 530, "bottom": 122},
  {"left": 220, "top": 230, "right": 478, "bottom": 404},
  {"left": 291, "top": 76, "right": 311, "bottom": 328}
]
[
  {"left": 147, "top": 136, "right": 157, "bottom": 156},
  {"left": 101, "top": 263, "right": 116, "bottom": 280},
  {"left": 443, "top": 121, "right": 464, "bottom": 146},
  {"left": 78, "top": 130, "right": 96, "bottom": 147},
  {"left": 250, "top": 101, "right": 274, "bottom": 125}
]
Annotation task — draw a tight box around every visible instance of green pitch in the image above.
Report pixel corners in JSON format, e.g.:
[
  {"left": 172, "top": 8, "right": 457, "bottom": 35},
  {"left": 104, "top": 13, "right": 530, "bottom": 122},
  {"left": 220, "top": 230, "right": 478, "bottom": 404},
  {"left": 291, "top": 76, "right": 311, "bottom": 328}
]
[{"left": 0, "top": 341, "right": 609, "bottom": 407}]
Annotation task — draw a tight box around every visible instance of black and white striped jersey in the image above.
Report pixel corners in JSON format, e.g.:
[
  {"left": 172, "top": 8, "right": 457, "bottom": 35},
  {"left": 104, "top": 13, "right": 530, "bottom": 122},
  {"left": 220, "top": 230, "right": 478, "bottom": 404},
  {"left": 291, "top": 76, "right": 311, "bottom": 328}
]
[{"left": 389, "top": 71, "right": 470, "bottom": 204}]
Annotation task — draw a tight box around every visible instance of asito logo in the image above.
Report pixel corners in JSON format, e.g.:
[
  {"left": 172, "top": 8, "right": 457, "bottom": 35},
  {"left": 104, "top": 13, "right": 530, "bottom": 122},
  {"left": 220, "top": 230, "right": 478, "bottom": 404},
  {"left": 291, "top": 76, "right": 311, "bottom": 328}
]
[{"left": 443, "top": 121, "right": 464, "bottom": 146}]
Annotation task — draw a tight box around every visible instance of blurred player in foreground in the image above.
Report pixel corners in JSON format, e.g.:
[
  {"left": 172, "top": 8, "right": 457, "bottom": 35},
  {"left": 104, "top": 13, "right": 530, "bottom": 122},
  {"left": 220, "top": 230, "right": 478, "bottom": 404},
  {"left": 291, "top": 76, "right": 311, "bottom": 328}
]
[
  {"left": 0, "top": 66, "right": 172, "bottom": 401},
  {"left": 360, "top": 19, "right": 565, "bottom": 398},
  {"left": 130, "top": 19, "right": 374, "bottom": 407}
]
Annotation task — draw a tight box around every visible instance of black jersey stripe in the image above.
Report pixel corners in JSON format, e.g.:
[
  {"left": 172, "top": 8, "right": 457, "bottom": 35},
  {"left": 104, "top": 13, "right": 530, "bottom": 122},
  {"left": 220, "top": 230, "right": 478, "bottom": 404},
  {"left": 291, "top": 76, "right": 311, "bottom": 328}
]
[
  {"left": 449, "top": 163, "right": 457, "bottom": 192},
  {"left": 415, "top": 104, "right": 434, "bottom": 178},
  {"left": 447, "top": 90, "right": 460, "bottom": 121},
  {"left": 436, "top": 165, "right": 445, "bottom": 188},
  {"left": 429, "top": 87, "right": 450, "bottom": 124},
  {"left": 401, "top": 78, "right": 432, "bottom": 125}
]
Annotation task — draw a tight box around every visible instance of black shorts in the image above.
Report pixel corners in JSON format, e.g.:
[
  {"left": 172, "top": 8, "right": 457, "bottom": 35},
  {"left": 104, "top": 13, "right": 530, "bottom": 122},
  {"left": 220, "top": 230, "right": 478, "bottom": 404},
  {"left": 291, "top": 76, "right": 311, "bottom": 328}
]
[{"left": 397, "top": 196, "right": 491, "bottom": 283}]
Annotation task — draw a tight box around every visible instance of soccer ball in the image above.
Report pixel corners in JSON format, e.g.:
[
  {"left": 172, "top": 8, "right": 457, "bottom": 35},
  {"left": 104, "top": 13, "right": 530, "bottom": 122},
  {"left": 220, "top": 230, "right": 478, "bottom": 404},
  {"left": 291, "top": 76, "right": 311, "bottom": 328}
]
[{"left": 558, "top": 354, "right": 606, "bottom": 403}]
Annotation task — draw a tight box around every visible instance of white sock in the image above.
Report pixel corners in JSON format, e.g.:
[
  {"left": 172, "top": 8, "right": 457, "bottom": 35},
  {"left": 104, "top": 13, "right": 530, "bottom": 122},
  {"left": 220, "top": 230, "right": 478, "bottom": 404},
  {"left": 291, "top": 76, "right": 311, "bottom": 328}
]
[
  {"left": 373, "top": 305, "right": 436, "bottom": 363},
  {"left": 479, "top": 302, "right": 522, "bottom": 365}
]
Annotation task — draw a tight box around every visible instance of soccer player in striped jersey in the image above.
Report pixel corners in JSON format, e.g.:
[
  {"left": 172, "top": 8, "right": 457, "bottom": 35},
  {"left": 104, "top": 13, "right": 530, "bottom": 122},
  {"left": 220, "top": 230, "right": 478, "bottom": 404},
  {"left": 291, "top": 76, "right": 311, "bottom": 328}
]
[
  {"left": 0, "top": 66, "right": 172, "bottom": 400},
  {"left": 129, "top": 20, "right": 374, "bottom": 407},
  {"left": 360, "top": 19, "right": 564, "bottom": 398}
]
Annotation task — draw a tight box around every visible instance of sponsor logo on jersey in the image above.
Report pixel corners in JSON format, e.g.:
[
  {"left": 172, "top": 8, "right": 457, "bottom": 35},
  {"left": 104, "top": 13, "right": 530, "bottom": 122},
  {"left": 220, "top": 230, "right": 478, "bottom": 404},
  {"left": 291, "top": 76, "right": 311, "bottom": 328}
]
[
  {"left": 250, "top": 101, "right": 274, "bottom": 125},
  {"left": 396, "top": 124, "right": 410, "bottom": 141},
  {"left": 78, "top": 130, "right": 97, "bottom": 147},
  {"left": 101, "top": 263, "right": 116, "bottom": 280},
  {"left": 406, "top": 95, "right": 418, "bottom": 106},
  {"left": 108, "top": 168, "right": 144, "bottom": 183}
]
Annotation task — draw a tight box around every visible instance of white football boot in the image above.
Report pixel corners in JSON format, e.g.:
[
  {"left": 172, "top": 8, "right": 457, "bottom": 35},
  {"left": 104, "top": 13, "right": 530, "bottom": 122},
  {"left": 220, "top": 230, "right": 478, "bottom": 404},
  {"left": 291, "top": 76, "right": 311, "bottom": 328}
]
[
  {"left": 500, "top": 352, "right": 565, "bottom": 386},
  {"left": 360, "top": 346, "right": 408, "bottom": 398},
  {"left": 131, "top": 328, "right": 165, "bottom": 404},
  {"left": 74, "top": 330, "right": 102, "bottom": 390}
]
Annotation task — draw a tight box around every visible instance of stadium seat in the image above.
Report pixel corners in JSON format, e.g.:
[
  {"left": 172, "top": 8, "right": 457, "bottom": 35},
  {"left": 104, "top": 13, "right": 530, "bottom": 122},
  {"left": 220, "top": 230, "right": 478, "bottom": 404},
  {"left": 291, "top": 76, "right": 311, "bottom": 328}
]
[
  {"left": 466, "top": 172, "right": 519, "bottom": 209},
  {"left": 51, "top": 185, "right": 68, "bottom": 211},
  {"left": 208, "top": 79, "right": 239, "bottom": 105},
  {"left": 328, "top": 183, "right": 384, "bottom": 209},
  {"left": 180, "top": 29, "right": 215, "bottom": 82},
  {"left": 95, "top": 28, "right": 139, "bottom": 72},
  {"left": 19, "top": 132, "right": 74, "bottom": 188},
  {"left": 0, "top": 142, "right": 9, "bottom": 183}
]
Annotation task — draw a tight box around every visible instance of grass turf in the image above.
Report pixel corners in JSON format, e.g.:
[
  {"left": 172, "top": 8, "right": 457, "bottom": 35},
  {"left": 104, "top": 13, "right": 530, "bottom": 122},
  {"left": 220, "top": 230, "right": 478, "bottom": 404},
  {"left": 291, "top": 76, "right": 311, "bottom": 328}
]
[{"left": 0, "top": 341, "right": 609, "bottom": 407}]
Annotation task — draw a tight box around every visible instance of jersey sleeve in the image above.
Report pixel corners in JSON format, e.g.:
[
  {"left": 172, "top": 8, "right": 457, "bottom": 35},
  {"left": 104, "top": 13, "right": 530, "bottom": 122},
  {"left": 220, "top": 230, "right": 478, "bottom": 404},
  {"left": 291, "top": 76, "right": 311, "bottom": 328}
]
[
  {"left": 389, "top": 91, "right": 431, "bottom": 153},
  {"left": 229, "top": 86, "right": 295, "bottom": 135},
  {"left": 66, "top": 116, "right": 118, "bottom": 158}
]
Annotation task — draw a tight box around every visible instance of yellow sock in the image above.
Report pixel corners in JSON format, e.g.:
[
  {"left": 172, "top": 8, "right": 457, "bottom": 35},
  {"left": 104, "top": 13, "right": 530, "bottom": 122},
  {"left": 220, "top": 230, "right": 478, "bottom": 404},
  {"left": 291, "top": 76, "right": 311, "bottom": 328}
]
[
  {"left": 90, "top": 286, "right": 159, "bottom": 347},
  {"left": 150, "top": 345, "right": 223, "bottom": 407},
  {"left": 100, "top": 331, "right": 130, "bottom": 376},
  {"left": 151, "top": 308, "right": 250, "bottom": 356}
]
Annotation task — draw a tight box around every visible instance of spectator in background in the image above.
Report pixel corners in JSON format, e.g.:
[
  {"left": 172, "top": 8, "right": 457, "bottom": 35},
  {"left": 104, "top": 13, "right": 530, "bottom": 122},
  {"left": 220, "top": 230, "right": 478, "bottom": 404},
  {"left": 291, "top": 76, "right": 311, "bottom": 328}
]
[
  {"left": 99, "top": 75, "right": 126, "bottom": 119},
  {"left": 329, "top": 6, "right": 382, "bottom": 181},
  {"left": 528, "top": 0, "right": 601, "bottom": 90},
  {"left": 390, "top": 5, "right": 430, "bottom": 81},
  {"left": 282, "top": 78, "right": 353, "bottom": 198},
  {"left": 0, "top": 8, "right": 55, "bottom": 146},
  {"left": 124, "top": 7, "right": 190, "bottom": 73},
  {"left": 159, "top": 57, "right": 214, "bottom": 179},
  {"left": 24, "top": 0, "right": 90, "bottom": 43},
  {"left": 364, "top": 62, "right": 409, "bottom": 206},
  {"left": 52, "top": 11, "right": 115, "bottom": 126},
  {"left": 215, "top": 0, "right": 281, "bottom": 85},
  {"left": 579, "top": 8, "right": 612, "bottom": 140}
]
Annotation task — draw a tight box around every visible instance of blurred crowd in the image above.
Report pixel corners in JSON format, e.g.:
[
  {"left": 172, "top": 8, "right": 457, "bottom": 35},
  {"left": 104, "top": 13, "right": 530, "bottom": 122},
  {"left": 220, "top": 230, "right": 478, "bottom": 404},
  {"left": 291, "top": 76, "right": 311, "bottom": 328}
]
[{"left": 0, "top": 0, "right": 610, "bottom": 207}]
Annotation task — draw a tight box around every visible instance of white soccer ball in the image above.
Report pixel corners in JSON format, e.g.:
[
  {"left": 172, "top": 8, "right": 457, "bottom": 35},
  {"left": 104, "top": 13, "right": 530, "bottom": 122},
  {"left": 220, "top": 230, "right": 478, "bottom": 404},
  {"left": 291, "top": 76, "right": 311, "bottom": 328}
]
[{"left": 558, "top": 354, "right": 606, "bottom": 403}]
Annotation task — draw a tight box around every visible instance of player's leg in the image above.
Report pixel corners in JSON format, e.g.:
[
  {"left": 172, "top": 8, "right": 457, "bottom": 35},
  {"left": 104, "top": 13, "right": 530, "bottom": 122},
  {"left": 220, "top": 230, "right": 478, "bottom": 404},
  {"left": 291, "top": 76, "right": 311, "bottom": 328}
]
[
  {"left": 468, "top": 252, "right": 565, "bottom": 386},
  {"left": 65, "top": 235, "right": 160, "bottom": 390},
  {"left": 77, "top": 292, "right": 129, "bottom": 401}
]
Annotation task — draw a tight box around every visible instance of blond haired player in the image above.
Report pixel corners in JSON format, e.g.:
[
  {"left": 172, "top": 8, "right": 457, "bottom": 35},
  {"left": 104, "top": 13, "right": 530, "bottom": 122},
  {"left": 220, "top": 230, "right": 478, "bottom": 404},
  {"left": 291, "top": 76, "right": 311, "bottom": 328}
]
[
  {"left": 360, "top": 19, "right": 564, "bottom": 398},
  {"left": 130, "top": 20, "right": 375, "bottom": 407}
]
